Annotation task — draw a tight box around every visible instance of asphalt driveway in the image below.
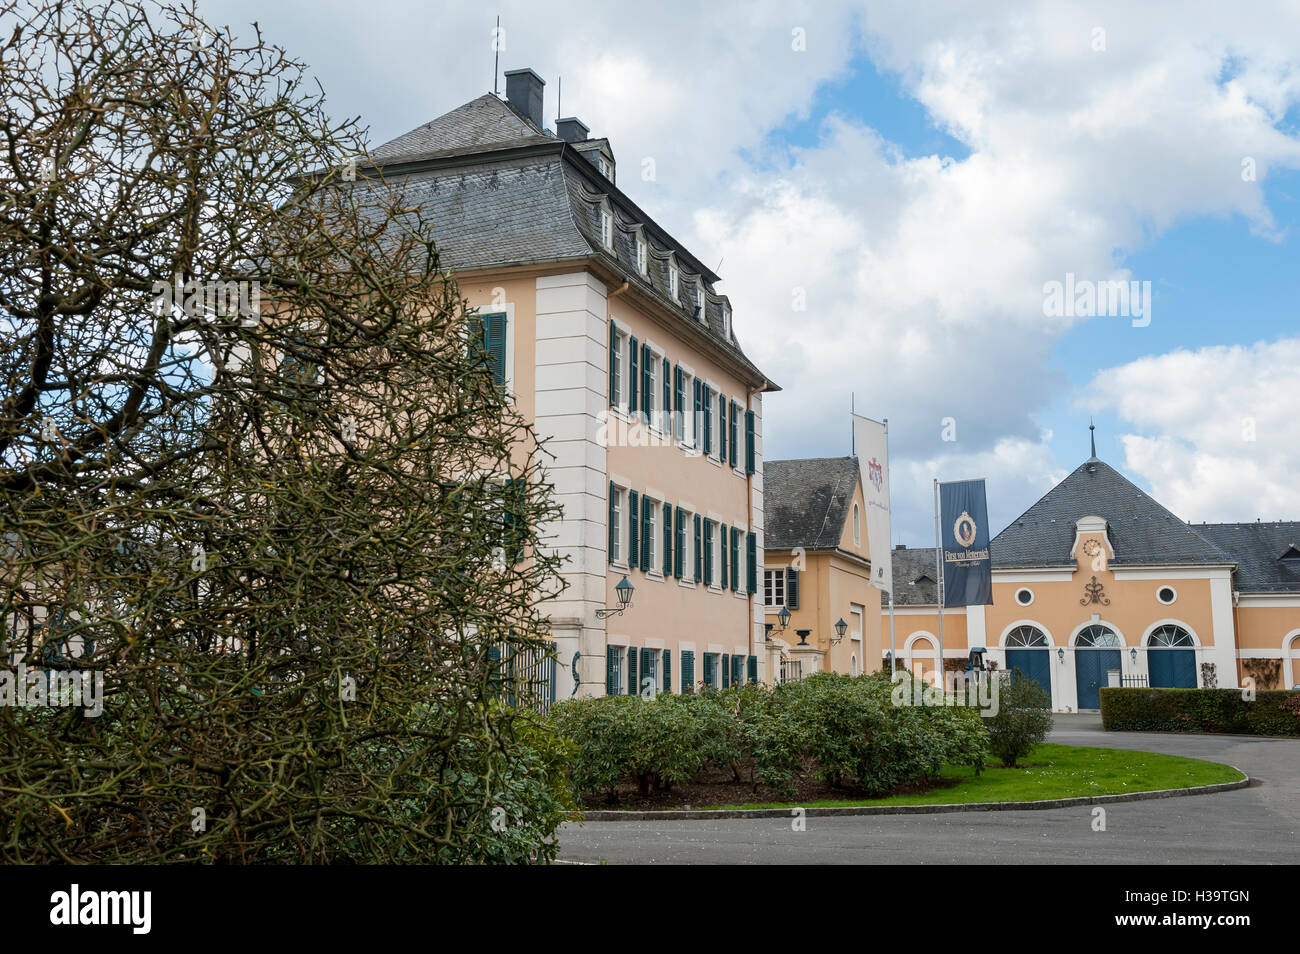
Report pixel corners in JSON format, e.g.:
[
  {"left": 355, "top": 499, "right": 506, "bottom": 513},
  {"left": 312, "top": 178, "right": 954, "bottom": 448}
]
[{"left": 556, "top": 715, "right": 1300, "bottom": 864}]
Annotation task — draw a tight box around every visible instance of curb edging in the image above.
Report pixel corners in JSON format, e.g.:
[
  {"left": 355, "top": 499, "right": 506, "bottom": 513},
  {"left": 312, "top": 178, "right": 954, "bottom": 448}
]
[{"left": 577, "top": 774, "right": 1250, "bottom": 822}]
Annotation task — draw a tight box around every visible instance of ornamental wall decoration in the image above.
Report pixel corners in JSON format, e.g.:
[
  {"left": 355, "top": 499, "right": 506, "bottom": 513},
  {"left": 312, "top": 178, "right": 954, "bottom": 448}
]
[{"left": 1080, "top": 575, "right": 1111, "bottom": 606}]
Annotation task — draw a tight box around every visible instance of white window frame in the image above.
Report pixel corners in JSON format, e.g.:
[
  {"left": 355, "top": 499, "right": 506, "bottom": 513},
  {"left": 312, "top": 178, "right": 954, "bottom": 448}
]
[
  {"left": 610, "top": 486, "right": 625, "bottom": 566},
  {"left": 612, "top": 325, "right": 628, "bottom": 411},
  {"left": 764, "top": 568, "right": 786, "bottom": 609},
  {"left": 645, "top": 352, "right": 659, "bottom": 428},
  {"left": 635, "top": 233, "right": 648, "bottom": 276},
  {"left": 679, "top": 369, "right": 696, "bottom": 449},
  {"left": 677, "top": 505, "right": 696, "bottom": 587},
  {"left": 850, "top": 604, "right": 864, "bottom": 642},
  {"left": 598, "top": 155, "right": 613, "bottom": 181},
  {"left": 722, "top": 304, "right": 732, "bottom": 339},
  {"left": 642, "top": 648, "right": 660, "bottom": 695},
  {"left": 668, "top": 262, "right": 680, "bottom": 299},
  {"left": 609, "top": 646, "right": 625, "bottom": 695},
  {"left": 600, "top": 204, "right": 614, "bottom": 250},
  {"left": 696, "top": 286, "right": 707, "bottom": 323},
  {"left": 644, "top": 498, "right": 659, "bottom": 575}
]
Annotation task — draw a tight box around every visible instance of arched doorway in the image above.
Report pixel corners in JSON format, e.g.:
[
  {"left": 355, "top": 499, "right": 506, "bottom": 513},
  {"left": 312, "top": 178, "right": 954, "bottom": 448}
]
[
  {"left": 907, "top": 633, "right": 937, "bottom": 683},
  {"left": 1074, "top": 624, "right": 1121, "bottom": 710},
  {"left": 1005, "top": 624, "right": 1052, "bottom": 699},
  {"left": 1287, "top": 633, "right": 1300, "bottom": 690},
  {"left": 1147, "top": 624, "right": 1196, "bottom": 688}
]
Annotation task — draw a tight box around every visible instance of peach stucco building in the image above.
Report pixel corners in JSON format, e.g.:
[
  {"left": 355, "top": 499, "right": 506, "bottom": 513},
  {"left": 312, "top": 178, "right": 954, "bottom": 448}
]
[
  {"left": 761, "top": 458, "right": 883, "bottom": 681},
  {"left": 363, "top": 69, "right": 777, "bottom": 697},
  {"left": 886, "top": 452, "right": 1300, "bottom": 711}
]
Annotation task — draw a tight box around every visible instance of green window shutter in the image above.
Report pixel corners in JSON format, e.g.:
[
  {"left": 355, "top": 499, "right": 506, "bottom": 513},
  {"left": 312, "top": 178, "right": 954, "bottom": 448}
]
[
  {"left": 703, "top": 385, "right": 712, "bottom": 455},
  {"left": 663, "top": 648, "right": 672, "bottom": 693},
  {"left": 608, "top": 482, "right": 617, "bottom": 563},
  {"left": 730, "top": 527, "right": 740, "bottom": 591},
  {"left": 718, "top": 393, "right": 727, "bottom": 461},
  {"left": 729, "top": 401, "right": 739, "bottom": 468},
  {"left": 640, "top": 499, "right": 651, "bottom": 571},
  {"left": 674, "top": 507, "right": 685, "bottom": 578},
  {"left": 662, "top": 502, "right": 673, "bottom": 576},
  {"left": 694, "top": 514, "right": 702, "bottom": 581},
  {"left": 786, "top": 567, "right": 800, "bottom": 609},
  {"left": 504, "top": 478, "right": 524, "bottom": 564},
  {"left": 722, "top": 653, "right": 731, "bottom": 689},
  {"left": 682, "top": 650, "right": 695, "bottom": 694},
  {"left": 640, "top": 648, "right": 652, "bottom": 695},
  {"left": 627, "top": 646, "right": 637, "bottom": 696},
  {"left": 747, "top": 532, "right": 757, "bottom": 594},
  {"left": 745, "top": 409, "right": 755, "bottom": 474},
  {"left": 606, "top": 646, "right": 618, "bottom": 696},
  {"left": 703, "top": 653, "right": 714, "bottom": 688},
  {"left": 734, "top": 655, "right": 744, "bottom": 686},
  {"left": 608, "top": 322, "right": 618, "bottom": 406},
  {"left": 628, "top": 491, "right": 639, "bottom": 564},
  {"left": 673, "top": 365, "right": 684, "bottom": 440},
  {"left": 692, "top": 379, "right": 702, "bottom": 448},
  {"left": 629, "top": 336, "right": 639, "bottom": 413},
  {"left": 719, "top": 523, "right": 728, "bottom": 591},
  {"left": 662, "top": 356, "right": 671, "bottom": 430},
  {"left": 483, "top": 313, "right": 507, "bottom": 387},
  {"left": 640, "top": 343, "right": 652, "bottom": 424},
  {"left": 747, "top": 655, "right": 758, "bottom": 684},
  {"left": 703, "top": 519, "right": 713, "bottom": 586}
]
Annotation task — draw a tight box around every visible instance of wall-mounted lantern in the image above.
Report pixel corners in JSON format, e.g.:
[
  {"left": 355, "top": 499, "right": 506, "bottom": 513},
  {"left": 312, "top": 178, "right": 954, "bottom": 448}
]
[{"left": 596, "top": 576, "right": 634, "bottom": 619}]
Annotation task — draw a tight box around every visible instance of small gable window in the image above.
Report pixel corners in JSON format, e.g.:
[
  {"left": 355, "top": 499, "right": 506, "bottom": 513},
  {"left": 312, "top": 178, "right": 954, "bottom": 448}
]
[
  {"left": 696, "top": 287, "right": 707, "bottom": 323},
  {"left": 599, "top": 205, "right": 613, "bottom": 250},
  {"left": 668, "top": 262, "right": 679, "bottom": 299},
  {"left": 635, "top": 234, "right": 648, "bottom": 276},
  {"left": 722, "top": 305, "right": 732, "bottom": 340}
]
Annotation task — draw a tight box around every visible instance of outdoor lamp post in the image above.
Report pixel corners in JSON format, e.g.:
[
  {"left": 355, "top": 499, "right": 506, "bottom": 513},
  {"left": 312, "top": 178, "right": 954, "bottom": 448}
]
[
  {"left": 596, "top": 576, "right": 635, "bottom": 619},
  {"left": 777, "top": 606, "right": 791, "bottom": 631},
  {"left": 831, "top": 617, "right": 848, "bottom": 645}
]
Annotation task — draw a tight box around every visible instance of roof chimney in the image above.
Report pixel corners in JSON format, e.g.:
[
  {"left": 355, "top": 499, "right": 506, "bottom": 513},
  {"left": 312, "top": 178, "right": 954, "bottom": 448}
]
[
  {"left": 504, "top": 68, "right": 545, "bottom": 130},
  {"left": 556, "top": 117, "right": 589, "bottom": 142}
]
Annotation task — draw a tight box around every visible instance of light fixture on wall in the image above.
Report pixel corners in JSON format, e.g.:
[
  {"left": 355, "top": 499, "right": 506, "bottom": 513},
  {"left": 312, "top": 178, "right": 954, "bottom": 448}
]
[
  {"left": 830, "top": 617, "right": 848, "bottom": 645},
  {"left": 1130, "top": 647, "right": 1138, "bottom": 664},
  {"left": 1057, "top": 647, "right": 1065, "bottom": 663},
  {"left": 595, "top": 576, "right": 635, "bottom": 619},
  {"left": 777, "top": 606, "right": 792, "bottom": 631}
]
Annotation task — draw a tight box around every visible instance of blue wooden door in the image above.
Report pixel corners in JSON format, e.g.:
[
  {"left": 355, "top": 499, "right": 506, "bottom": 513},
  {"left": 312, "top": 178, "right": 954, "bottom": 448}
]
[
  {"left": 1005, "top": 649, "right": 1051, "bottom": 700},
  {"left": 1075, "top": 649, "right": 1120, "bottom": 709},
  {"left": 1149, "top": 649, "right": 1196, "bottom": 688}
]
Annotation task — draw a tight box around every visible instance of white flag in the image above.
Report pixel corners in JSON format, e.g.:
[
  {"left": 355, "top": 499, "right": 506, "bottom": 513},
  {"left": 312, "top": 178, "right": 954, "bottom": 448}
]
[{"left": 853, "top": 414, "right": 893, "bottom": 593}]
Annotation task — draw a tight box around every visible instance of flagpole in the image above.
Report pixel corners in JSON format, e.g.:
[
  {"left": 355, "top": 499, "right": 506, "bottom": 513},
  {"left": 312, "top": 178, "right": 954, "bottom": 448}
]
[
  {"left": 885, "top": 418, "right": 896, "bottom": 676},
  {"left": 933, "top": 478, "right": 945, "bottom": 688}
]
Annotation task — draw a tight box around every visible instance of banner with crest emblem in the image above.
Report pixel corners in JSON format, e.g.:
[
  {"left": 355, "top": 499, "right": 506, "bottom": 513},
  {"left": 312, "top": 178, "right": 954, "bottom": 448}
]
[
  {"left": 938, "top": 478, "right": 993, "bottom": 607},
  {"left": 853, "top": 414, "right": 893, "bottom": 593}
]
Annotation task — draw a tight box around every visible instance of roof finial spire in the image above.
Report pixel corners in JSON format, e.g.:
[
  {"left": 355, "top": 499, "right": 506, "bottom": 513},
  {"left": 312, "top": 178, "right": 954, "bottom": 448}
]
[{"left": 1089, "top": 418, "right": 1097, "bottom": 460}]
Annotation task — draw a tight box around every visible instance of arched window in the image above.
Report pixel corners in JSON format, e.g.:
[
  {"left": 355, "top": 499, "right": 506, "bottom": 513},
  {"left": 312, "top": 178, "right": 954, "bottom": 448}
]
[
  {"left": 1148, "top": 624, "right": 1193, "bottom": 647},
  {"left": 1076, "top": 624, "right": 1120, "bottom": 648},
  {"left": 852, "top": 503, "right": 861, "bottom": 546},
  {"left": 1006, "top": 625, "right": 1049, "bottom": 648}
]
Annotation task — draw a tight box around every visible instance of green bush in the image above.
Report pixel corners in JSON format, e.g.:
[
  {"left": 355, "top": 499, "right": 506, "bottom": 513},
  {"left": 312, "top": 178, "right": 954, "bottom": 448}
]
[
  {"left": 549, "top": 696, "right": 639, "bottom": 800},
  {"left": 984, "top": 670, "right": 1054, "bottom": 767},
  {"left": 1100, "top": 687, "right": 1300, "bottom": 736},
  {"left": 626, "top": 693, "right": 703, "bottom": 794}
]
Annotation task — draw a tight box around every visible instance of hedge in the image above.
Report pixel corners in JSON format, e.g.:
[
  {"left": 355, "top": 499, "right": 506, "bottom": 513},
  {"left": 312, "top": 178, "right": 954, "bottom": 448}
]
[{"left": 1100, "top": 687, "right": 1300, "bottom": 736}]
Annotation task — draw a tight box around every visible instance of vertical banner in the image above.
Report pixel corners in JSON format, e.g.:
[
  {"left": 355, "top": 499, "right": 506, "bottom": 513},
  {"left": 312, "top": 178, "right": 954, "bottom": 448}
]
[
  {"left": 853, "top": 414, "right": 892, "bottom": 594},
  {"left": 939, "top": 478, "right": 993, "bottom": 607}
]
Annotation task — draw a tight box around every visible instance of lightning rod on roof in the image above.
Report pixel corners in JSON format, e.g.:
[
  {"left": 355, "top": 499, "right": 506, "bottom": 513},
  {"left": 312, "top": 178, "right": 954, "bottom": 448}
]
[{"left": 493, "top": 16, "right": 500, "bottom": 96}]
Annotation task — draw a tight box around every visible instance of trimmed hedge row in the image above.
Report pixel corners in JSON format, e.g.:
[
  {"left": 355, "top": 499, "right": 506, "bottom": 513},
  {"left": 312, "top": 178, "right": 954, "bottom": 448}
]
[
  {"left": 1100, "top": 687, "right": 1300, "bottom": 736},
  {"left": 549, "top": 672, "right": 990, "bottom": 803}
]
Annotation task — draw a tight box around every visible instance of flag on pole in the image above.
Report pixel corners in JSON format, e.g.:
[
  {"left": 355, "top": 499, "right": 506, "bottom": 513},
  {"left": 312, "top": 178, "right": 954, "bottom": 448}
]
[
  {"left": 938, "top": 478, "right": 993, "bottom": 607},
  {"left": 853, "top": 414, "right": 892, "bottom": 594}
]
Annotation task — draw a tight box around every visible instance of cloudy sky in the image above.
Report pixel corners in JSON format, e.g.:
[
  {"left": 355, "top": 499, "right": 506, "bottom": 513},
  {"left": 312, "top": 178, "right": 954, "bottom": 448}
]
[{"left": 203, "top": 0, "right": 1300, "bottom": 543}]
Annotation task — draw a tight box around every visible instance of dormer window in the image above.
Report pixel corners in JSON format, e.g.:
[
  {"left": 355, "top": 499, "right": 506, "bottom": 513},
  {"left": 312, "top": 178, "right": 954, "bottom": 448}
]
[
  {"left": 668, "top": 260, "right": 680, "bottom": 299},
  {"left": 635, "top": 234, "right": 648, "bottom": 276},
  {"left": 598, "top": 156, "right": 613, "bottom": 181},
  {"left": 696, "top": 286, "right": 706, "bottom": 323},
  {"left": 722, "top": 304, "right": 732, "bottom": 340},
  {"left": 599, "top": 204, "right": 613, "bottom": 250}
]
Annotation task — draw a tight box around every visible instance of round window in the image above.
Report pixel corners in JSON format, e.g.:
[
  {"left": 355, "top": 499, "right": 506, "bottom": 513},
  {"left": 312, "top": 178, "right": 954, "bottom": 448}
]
[
  {"left": 1157, "top": 586, "right": 1177, "bottom": 605},
  {"left": 1015, "top": 587, "right": 1034, "bottom": 606}
]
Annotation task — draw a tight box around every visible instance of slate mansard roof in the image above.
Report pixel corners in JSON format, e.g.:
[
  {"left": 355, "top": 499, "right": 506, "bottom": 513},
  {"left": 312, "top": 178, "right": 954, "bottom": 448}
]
[
  {"left": 358, "top": 92, "right": 774, "bottom": 390},
  {"left": 990, "top": 458, "right": 1232, "bottom": 569},
  {"left": 764, "top": 457, "right": 862, "bottom": 551},
  {"left": 1197, "top": 521, "right": 1300, "bottom": 594}
]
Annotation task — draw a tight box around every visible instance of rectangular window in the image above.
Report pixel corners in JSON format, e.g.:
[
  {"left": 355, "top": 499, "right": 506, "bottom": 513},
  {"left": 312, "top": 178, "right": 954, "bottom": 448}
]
[
  {"left": 636, "top": 237, "right": 647, "bottom": 276},
  {"left": 469, "top": 312, "right": 507, "bottom": 388},
  {"left": 600, "top": 209, "right": 613, "bottom": 248},
  {"left": 628, "top": 336, "right": 639, "bottom": 415},
  {"left": 606, "top": 645, "right": 624, "bottom": 696},
  {"left": 674, "top": 507, "right": 688, "bottom": 579},
  {"left": 696, "top": 287, "right": 706, "bottom": 323},
  {"left": 643, "top": 347, "right": 655, "bottom": 426},
  {"left": 703, "top": 652, "right": 717, "bottom": 688},
  {"left": 730, "top": 527, "right": 741, "bottom": 591},
  {"left": 609, "top": 325, "right": 628, "bottom": 409},
  {"left": 643, "top": 499, "right": 657, "bottom": 572},
  {"left": 728, "top": 401, "right": 739, "bottom": 468},
  {"left": 691, "top": 377, "right": 702, "bottom": 449},
  {"left": 718, "top": 392, "right": 727, "bottom": 462},
  {"left": 669, "top": 265, "right": 679, "bottom": 299},
  {"left": 747, "top": 531, "right": 757, "bottom": 594},
  {"left": 609, "top": 486, "right": 624, "bottom": 564},
  {"left": 703, "top": 519, "right": 714, "bottom": 586},
  {"left": 702, "top": 384, "right": 713, "bottom": 456},
  {"left": 745, "top": 409, "right": 756, "bottom": 474},
  {"left": 764, "top": 568, "right": 785, "bottom": 608},
  {"left": 662, "top": 356, "right": 671, "bottom": 432},
  {"left": 673, "top": 365, "right": 685, "bottom": 441}
]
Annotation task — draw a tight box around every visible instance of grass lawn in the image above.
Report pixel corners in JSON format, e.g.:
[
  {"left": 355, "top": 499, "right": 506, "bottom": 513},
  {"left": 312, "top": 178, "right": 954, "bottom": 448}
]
[{"left": 711, "top": 743, "right": 1245, "bottom": 810}]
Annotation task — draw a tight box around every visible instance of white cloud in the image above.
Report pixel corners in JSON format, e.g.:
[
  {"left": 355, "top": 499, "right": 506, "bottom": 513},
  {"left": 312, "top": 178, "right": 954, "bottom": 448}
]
[{"left": 1084, "top": 337, "right": 1300, "bottom": 521}]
